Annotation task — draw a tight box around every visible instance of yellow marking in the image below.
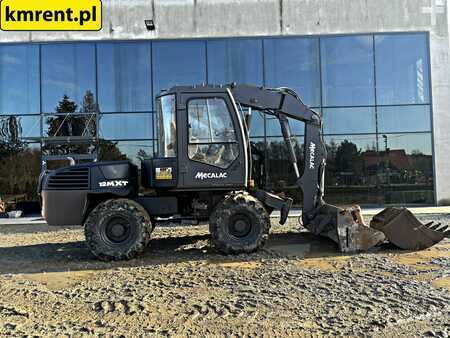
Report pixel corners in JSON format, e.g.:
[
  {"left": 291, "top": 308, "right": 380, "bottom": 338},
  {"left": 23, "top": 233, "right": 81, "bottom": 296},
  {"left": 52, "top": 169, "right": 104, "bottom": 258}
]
[{"left": 1, "top": 0, "right": 102, "bottom": 31}]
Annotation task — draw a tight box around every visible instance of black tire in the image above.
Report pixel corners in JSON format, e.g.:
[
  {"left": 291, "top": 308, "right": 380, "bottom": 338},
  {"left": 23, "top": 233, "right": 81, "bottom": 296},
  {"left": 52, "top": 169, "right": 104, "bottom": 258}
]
[
  {"left": 84, "top": 199, "right": 152, "bottom": 261},
  {"left": 209, "top": 192, "right": 270, "bottom": 254}
]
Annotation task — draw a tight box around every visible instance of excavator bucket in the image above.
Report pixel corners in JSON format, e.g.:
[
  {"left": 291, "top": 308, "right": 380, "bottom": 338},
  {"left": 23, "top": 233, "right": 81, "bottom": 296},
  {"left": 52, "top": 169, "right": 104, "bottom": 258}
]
[
  {"left": 305, "top": 204, "right": 386, "bottom": 253},
  {"left": 370, "top": 207, "right": 450, "bottom": 250},
  {"left": 335, "top": 208, "right": 386, "bottom": 253}
]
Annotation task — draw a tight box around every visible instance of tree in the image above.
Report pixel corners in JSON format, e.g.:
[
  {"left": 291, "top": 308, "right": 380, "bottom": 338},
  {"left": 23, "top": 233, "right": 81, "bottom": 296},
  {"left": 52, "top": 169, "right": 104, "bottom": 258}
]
[
  {"left": 333, "top": 140, "right": 364, "bottom": 185},
  {"left": 0, "top": 116, "right": 25, "bottom": 159},
  {"left": 0, "top": 115, "right": 43, "bottom": 201},
  {"left": 44, "top": 92, "right": 98, "bottom": 156},
  {"left": 98, "top": 140, "right": 126, "bottom": 162},
  {"left": 335, "top": 140, "right": 361, "bottom": 172}
]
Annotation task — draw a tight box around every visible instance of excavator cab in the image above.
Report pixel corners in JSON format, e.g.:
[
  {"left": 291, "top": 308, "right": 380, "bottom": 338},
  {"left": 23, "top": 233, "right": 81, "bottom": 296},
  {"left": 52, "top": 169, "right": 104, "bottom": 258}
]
[{"left": 142, "top": 86, "right": 248, "bottom": 191}]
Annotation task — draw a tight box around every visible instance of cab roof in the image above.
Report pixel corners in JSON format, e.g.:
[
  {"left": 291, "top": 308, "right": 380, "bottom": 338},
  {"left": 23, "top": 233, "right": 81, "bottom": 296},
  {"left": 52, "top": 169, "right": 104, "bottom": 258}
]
[{"left": 157, "top": 84, "right": 232, "bottom": 98}]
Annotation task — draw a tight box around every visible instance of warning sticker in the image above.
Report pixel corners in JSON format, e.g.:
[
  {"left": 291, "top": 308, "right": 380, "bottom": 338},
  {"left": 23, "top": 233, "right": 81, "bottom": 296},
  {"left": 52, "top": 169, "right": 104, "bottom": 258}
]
[{"left": 155, "top": 167, "right": 173, "bottom": 180}]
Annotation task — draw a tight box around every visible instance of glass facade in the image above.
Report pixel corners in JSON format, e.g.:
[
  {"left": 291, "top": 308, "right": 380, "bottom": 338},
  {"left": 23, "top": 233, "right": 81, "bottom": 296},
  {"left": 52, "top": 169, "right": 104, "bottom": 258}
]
[{"left": 0, "top": 32, "right": 434, "bottom": 205}]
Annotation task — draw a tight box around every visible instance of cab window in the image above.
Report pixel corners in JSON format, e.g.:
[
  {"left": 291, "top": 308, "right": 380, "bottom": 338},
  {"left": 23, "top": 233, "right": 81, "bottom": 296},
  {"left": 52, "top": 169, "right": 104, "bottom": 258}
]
[
  {"left": 188, "top": 98, "right": 239, "bottom": 169},
  {"left": 156, "top": 94, "right": 176, "bottom": 158}
]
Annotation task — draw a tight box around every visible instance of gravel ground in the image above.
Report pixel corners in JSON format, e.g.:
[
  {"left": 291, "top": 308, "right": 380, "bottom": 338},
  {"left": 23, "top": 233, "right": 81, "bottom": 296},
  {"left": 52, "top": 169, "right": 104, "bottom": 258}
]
[{"left": 0, "top": 215, "right": 448, "bottom": 337}]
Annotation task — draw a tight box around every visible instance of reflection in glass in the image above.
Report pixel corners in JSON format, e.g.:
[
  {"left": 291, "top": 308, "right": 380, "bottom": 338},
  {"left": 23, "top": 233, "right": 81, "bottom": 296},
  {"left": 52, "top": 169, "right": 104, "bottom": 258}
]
[
  {"left": 99, "top": 140, "right": 153, "bottom": 166},
  {"left": 266, "top": 137, "right": 304, "bottom": 203},
  {"left": 377, "top": 105, "right": 431, "bottom": 133},
  {"left": 375, "top": 34, "right": 430, "bottom": 105},
  {"left": 44, "top": 94, "right": 98, "bottom": 138},
  {"left": 41, "top": 43, "right": 96, "bottom": 112},
  {"left": 240, "top": 109, "right": 264, "bottom": 137},
  {"left": 188, "top": 98, "right": 236, "bottom": 143},
  {"left": 0, "top": 115, "right": 40, "bottom": 142},
  {"left": 0, "top": 45, "right": 39, "bottom": 115},
  {"left": 250, "top": 137, "right": 266, "bottom": 189},
  {"left": 99, "top": 113, "right": 153, "bottom": 140},
  {"left": 98, "top": 42, "right": 152, "bottom": 112},
  {"left": 43, "top": 93, "right": 98, "bottom": 156},
  {"left": 325, "top": 135, "right": 377, "bottom": 183},
  {"left": 321, "top": 35, "right": 375, "bottom": 106},
  {"left": 152, "top": 41, "right": 206, "bottom": 99},
  {"left": 0, "top": 143, "right": 41, "bottom": 201},
  {"left": 156, "top": 94, "right": 176, "bottom": 158},
  {"left": 42, "top": 142, "right": 96, "bottom": 157},
  {"left": 323, "top": 107, "right": 376, "bottom": 135},
  {"left": 264, "top": 37, "right": 320, "bottom": 107},
  {"left": 324, "top": 135, "right": 378, "bottom": 205},
  {"left": 376, "top": 133, "right": 433, "bottom": 204},
  {"left": 378, "top": 132, "right": 432, "bottom": 155},
  {"left": 324, "top": 133, "right": 434, "bottom": 205},
  {"left": 266, "top": 116, "right": 305, "bottom": 137},
  {"left": 207, "top": 39, "right": 263, "bottom": 85}
]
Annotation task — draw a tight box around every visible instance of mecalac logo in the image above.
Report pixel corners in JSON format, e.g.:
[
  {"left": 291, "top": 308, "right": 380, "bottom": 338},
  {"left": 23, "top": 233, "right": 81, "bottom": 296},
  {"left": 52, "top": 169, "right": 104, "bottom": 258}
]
[
  {"left": 99, "top": 180, "right": 129, "bottom": 188},
  {"left": 309, "top": 142, "right": 316, "bottom": 170},
  {"left": 195, "top": 172, "right": 228, "bottom": 180}
]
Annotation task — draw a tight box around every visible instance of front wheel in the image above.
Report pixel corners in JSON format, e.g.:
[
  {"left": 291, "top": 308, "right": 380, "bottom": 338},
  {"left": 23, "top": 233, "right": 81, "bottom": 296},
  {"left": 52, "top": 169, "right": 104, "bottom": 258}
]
[
  {"left": 84, "top": 199, "right": 152, "bottom": 261},
  {"left": 209, "top": 192, "right": 270, "bottom": 254}
]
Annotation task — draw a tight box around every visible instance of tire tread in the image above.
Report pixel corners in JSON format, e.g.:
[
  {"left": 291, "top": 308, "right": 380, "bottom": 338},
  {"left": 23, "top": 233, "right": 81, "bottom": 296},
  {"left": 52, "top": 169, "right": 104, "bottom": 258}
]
[
  {"left": 209, "top": 192, "right": 270, "bottom": 254},
  {"left": 84, "top": 199, "right": 152, "bottom": 261}
]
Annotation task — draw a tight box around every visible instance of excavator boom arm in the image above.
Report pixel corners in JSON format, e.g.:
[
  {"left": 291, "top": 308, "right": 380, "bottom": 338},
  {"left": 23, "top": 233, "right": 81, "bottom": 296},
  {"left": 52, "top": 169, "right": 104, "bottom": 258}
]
[
  {"left": 228, "top": 84, "right": 448, "bottom": 252},
  {"left": 228, "top": 84, "right": 326, "bottom": 220}
]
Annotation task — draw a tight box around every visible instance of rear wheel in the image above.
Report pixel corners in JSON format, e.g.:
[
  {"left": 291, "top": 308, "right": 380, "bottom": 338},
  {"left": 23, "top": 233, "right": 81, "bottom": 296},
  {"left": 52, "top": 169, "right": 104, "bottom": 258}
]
[
  {"left": 84, "top": 199, "right": 152, "bottom": 261},
  {"left": 209, "top": 192, "right": 270, "bottom": 254}
]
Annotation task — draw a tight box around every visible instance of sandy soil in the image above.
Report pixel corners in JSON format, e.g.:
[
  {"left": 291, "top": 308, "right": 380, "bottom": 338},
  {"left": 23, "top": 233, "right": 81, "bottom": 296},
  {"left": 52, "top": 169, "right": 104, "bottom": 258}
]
[{"left": 0, "top": 217, "right": 449, "bottom": 337}]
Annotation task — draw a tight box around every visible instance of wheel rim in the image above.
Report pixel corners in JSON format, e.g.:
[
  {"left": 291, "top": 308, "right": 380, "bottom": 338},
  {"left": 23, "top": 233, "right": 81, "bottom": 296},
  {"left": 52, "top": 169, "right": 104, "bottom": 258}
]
[
  {"left": 229, "top": 214, "right": 252, "bottom": 238},
  {"left": 102, "top": 215, "right": 132, "bottom": 244}
]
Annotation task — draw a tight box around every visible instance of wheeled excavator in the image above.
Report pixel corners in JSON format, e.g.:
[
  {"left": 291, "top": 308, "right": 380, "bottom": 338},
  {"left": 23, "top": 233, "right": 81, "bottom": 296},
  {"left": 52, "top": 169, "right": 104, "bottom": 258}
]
[{"left": 38, "top": 84, "right": 449, "bottom": 260}]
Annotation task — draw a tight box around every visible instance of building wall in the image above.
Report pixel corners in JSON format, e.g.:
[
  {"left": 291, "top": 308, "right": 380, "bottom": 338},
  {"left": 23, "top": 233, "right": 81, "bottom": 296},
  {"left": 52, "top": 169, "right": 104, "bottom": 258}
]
[
  {"left": 0, "top": 0, "right": 448, "bottom": 42},
  {"left": 0, "top": 0, "right": 449, "bottom": 204}
]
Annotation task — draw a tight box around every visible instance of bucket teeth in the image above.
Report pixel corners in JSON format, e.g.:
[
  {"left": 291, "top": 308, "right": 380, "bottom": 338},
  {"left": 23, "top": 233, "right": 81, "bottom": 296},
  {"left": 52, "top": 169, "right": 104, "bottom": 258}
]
[
  {"left": 438, "top": 225, "right": 448, "bottom": 232},
  {"left": 428, "top": 222, "right": 441, "bottom": 231}
]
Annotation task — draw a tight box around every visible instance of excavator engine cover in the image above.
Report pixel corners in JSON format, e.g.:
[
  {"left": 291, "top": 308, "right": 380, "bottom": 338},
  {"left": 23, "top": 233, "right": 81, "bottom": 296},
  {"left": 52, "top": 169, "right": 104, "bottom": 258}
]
[{"left": 370, "top": 207, "right": 449, "bottom": 250}]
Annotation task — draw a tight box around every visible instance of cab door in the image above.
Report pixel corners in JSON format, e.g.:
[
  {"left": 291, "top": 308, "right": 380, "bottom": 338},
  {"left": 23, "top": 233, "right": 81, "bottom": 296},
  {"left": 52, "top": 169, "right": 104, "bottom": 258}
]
[{"left": 177, "top": 91, "right": 247, "bottom": 189}]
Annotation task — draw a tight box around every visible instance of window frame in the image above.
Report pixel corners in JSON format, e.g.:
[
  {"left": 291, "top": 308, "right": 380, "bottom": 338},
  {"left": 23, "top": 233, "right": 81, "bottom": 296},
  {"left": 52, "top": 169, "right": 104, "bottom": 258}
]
[
  {"left": 186, "top": 96, "right": 240, "bottom": 169},
  {"left": 155, "top": 93, "right": 177, "bottom": 158}
]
